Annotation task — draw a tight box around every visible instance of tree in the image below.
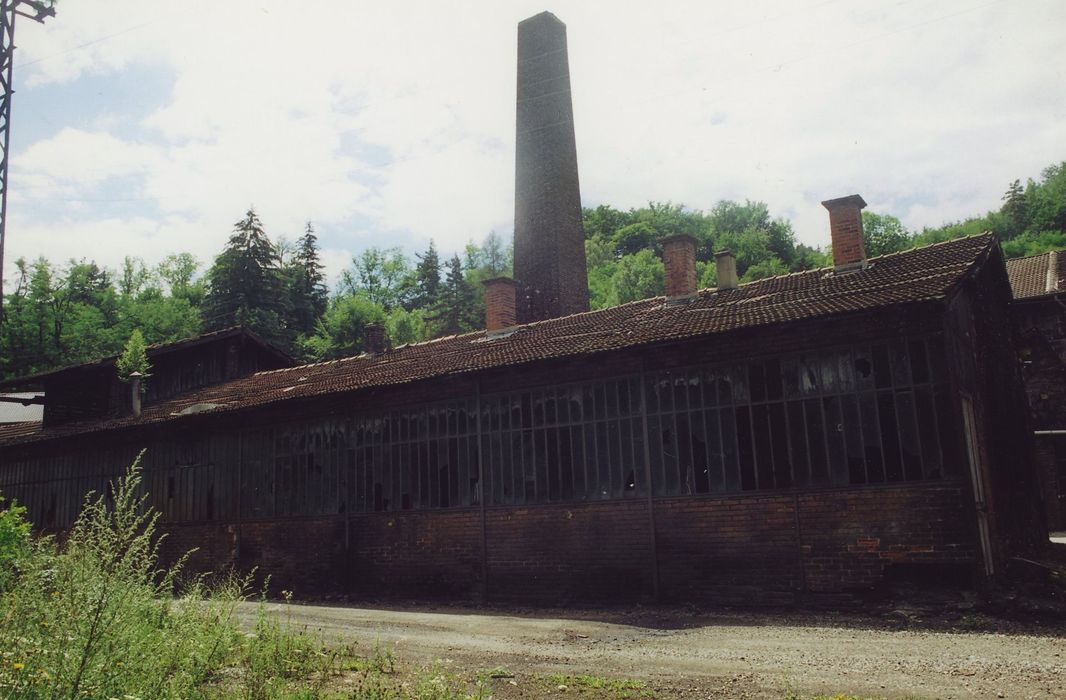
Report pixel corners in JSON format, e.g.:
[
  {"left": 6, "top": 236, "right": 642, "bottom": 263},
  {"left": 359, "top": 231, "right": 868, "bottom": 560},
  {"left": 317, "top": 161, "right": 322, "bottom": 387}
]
[
  {"left": 116, "top": 329, "right": 150, "bottom": 384},
  {"left": 481, "top": 230, "right": 509, "bottom": 276},
  {"left": 340, "top": 247, "right": 411, "bottom": 311},
  {"left": 613, "top": 222, "right": 658, "bottom": 258},
  {"left": 431, "top": 255, "right": 479, "bottom": 336},
  {"left": 157, "top": 253, "right": 201, "bottom": 299},
  {"left": 298, "top": 294, "right": 385, "bottom": 361},
  {"left": 611, "top": 250, "right": 664, "bottom": 305},
  {"left": 861, "top": 211, "right": 912, "bottom": 257},
  {"left": 1001, "top": 178, "right": 1028, "bottom": 239},
  {"left": 410, "top": 240, "right": 442, "bottom": 310},
  {"left": 287, "top": 222, "right": 329, "bottom": 336},
  {"left": 119, "top": 257, "right": 151, "bottom": 298},
  {"left": 386, "top": 307, "right": 428, "bottom": 346},
  {"left": 203, "top": 208, "right": 290, "bottom": 345},
  {"left": 583, "top": 204, "right": 635, "bottom": 241}
]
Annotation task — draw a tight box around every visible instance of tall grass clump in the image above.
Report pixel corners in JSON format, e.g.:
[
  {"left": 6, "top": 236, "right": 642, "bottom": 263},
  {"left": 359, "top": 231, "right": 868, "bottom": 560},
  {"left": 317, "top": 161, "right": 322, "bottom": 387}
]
[
  {"left": 0, "top": 455, "right": 244, "bottom": 699},
  {"left": 0, "top": 456, "right": 492, "bottom": 700}
]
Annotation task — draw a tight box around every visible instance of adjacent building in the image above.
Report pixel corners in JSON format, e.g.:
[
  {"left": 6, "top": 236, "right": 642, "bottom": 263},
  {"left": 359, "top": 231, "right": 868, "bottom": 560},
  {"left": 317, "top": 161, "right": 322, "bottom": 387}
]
[{"left": 1007, "top": 251, "right": 1066, "bottom": 530}]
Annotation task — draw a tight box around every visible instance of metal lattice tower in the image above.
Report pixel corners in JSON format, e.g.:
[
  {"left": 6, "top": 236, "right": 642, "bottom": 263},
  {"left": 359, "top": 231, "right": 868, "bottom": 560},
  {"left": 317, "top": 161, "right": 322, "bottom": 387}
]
[{"left": 0, "top": 0, "right": 54, "bottom": 320}]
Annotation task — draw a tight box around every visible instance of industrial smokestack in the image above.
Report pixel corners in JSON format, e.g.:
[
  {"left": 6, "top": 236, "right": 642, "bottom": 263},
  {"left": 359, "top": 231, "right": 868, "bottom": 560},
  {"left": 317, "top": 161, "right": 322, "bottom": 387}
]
[{"left": 513, "top": 12, "right": 589, "bottom": 324}]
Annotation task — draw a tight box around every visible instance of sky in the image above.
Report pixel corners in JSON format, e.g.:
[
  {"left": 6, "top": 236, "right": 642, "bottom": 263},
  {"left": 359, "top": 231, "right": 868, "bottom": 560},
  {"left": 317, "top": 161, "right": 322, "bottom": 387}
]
[{"left": 2, "top": 0, "right": 1064, "bottom": 289}]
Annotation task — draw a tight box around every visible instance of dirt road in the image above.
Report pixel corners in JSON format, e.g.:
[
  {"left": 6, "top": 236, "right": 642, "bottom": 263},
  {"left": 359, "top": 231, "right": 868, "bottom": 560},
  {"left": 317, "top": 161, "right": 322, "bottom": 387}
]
[{"left": 239, "top": 602, "right": 1066, "bottom": 699}]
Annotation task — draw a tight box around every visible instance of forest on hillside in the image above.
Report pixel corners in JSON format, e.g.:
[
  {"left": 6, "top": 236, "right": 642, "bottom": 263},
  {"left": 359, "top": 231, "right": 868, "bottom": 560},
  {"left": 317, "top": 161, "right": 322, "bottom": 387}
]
[{"left": 1, "top": 161, "right": 1064, "bottom": 381}]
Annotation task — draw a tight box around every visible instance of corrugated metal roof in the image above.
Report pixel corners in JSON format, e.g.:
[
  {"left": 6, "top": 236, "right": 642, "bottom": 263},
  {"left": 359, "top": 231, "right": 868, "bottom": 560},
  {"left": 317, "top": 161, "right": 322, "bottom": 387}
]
[{"left": 0, "top": 232, "right": 994, "bottom": 448}]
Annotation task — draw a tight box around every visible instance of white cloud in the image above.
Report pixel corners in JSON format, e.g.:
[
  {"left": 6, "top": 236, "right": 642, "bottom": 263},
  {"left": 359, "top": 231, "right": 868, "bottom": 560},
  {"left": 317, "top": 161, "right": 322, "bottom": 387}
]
[{"left": 3, "top": 0, "right": 1065, "bottom": 290}]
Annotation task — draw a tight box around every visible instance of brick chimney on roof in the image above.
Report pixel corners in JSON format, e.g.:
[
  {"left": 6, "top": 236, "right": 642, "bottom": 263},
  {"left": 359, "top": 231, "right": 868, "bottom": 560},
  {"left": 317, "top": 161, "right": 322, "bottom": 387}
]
[
  {"left": 822, "top": 194, "right": 868, "bottom": 272},
  {"left": 715, "top": 249, "right": 738, "bottom": 290},
  {"left": 364, "top": 322, "right": 386, "bottom": 355},
  {"left": 662, "top": 234, "right": 697, "bottom": 300},
  {"left": 482, "top": 277, "right": 517, "bottom": 332}
]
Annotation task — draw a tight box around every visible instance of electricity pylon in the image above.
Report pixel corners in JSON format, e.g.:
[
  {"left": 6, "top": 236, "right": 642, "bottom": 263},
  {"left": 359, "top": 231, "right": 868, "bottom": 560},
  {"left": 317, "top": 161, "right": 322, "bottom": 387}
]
[{"left": 0, "top": 0, "right": 54, "bottom": 320}]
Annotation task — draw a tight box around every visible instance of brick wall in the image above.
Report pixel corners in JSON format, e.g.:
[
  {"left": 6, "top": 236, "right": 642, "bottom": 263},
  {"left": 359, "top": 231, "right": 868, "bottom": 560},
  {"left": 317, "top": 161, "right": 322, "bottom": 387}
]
[
  {"left": 796, "top": 484, "right": 975, "bottom": 590},
  {"left": 662, "top": 235, "right": 697, "bottom": 298},
  {"left": 655, "top": 494, "right": 800, "bottom": 602},
  {"left": 483, "top": 278, "right": 518, "bottom": 331},
  {"left": 153, "top": 481, "right": 978, "bottom": 602},
  {"left": 348, "top": 508, "right": 482, "bottom": 599},
  {"left": 486, "top": 499, "right": 653, "bottom": 603}
]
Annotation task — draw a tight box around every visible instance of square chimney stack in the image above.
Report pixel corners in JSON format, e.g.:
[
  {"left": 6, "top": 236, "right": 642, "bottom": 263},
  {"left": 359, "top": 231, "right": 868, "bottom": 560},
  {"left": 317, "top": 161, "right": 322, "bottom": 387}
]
[
  {"left": 715, "top": 250, "right": 738, "bottom": 290},
  {"left": 662, "top": 234, "right": 697, "bottom": 301},
  {"left": 822, "top": 194, "right": 868, "bottom": 272},
  {"left": 483, "top": 277, "right": 518, "bottom": 332}
]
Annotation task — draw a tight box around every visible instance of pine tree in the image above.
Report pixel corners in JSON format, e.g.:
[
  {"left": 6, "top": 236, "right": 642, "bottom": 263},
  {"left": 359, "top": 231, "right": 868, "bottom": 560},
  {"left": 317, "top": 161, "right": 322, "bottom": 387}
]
[
  {"left": 203, "top": 208, "right": 290, "bottom": 344},
  {"left": 410, "top": 240, "right": 441, "bottom": 310},
  {"left": 116, "top": 329, "right": 151, "bottom": 384},
  {"left": 481, "top": 230, "right": 509, "bottom": 276},
  {"left": 288, "top": 222, "right": 329, "bottom": 336},
  {"left": 1001, "top": 179, "right": 1028, "bottom": 239},
  {"left": 431, "top": 254, "right": 478, "bottom": 336}
]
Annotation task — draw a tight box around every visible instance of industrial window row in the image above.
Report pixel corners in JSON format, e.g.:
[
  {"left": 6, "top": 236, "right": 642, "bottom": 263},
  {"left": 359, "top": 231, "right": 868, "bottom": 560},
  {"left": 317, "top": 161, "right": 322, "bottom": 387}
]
[
  {"left": 642, "top": 337, "right": 959, "bottom": 495},
  {"left": 1, "top": 336, "right": 963, "bottom": 524}
]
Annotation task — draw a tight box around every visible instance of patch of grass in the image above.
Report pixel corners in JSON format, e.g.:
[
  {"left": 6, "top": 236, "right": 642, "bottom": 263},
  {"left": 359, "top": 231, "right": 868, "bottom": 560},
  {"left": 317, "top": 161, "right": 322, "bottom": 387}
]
[
  {"left": 0, "top": 455, "right": 490, "bottom": 700},
  {"left": 481, "top": 665, "right": 514, "bottom": 679},
  {"left": 539, "top": 673, "right": 653, "bottom": 698}
]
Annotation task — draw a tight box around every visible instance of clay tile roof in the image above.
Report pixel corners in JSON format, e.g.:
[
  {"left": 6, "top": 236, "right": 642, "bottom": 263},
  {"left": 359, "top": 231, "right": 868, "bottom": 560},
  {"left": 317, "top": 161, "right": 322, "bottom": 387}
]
[
  {"left": 0, "top": 421, "right": 43, "bottom": 442},
  {"left": 1006, "top": 250, "right": 1066, "bottom": 300},
  {"left": 0, "top": 233, "right": 994, "bottom": 448}
]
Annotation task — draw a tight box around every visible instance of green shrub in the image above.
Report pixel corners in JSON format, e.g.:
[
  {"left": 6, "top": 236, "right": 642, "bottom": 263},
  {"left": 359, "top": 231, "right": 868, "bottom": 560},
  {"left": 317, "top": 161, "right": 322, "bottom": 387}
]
[
  {"left": 0, "top": 454, "right": 245, "bottom": 699},
  {"left": 0, "top": 495, "right": 31, "bottom": 591}
]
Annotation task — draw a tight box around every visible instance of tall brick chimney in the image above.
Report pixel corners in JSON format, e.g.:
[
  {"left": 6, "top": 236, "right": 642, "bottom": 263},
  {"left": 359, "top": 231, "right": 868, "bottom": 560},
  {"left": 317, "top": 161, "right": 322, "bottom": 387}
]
[
  {"left": 513, "top": 12, "right": 589, "bottom": 323},
  {"left": 364, "top": 322, "right": 386, "bottom": 355},
  {"left": 482, "top": 277, "right": 517, "bottom": 332},
  {"left": 662, "top": 235, "right": 697, "bottom": 300},
  {"left": 822, "top": 194, "right": 868, "bottom": 272},
  {"left": 715, "top": 250, "right": 738, "bottom": 290}
]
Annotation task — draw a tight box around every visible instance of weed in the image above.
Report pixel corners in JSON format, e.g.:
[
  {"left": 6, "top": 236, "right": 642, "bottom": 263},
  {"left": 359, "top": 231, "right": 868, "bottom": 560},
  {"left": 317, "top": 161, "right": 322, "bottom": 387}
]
[
  {"left": 0, "top": 454, "right": 506, "bottom": 700},
  {"left": 539, "top": 673, "right": 652, "bottom": 698}
]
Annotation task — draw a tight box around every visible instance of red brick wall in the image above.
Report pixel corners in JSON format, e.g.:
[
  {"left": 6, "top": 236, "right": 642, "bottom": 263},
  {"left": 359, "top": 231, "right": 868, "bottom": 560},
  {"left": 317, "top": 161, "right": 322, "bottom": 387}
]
[
  {"left": 655, "top": 494, "right": 800, "bottom": 601},
  {"left": 154, "top": 481, "right": 977, "bottom": 602},
  {"left": 486, "top": 499, "right": 653, "bottom": 603},
  {"left": 347, "top": 509, "right": 482, "bottom": 599},
  {"left": 796, "top": 484, "right": 975, "bottom": 591}
]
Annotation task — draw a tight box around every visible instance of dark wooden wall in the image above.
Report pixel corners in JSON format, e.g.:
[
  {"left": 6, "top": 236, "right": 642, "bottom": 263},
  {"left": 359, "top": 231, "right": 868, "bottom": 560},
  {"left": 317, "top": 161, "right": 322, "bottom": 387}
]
[
  {"left": 0, "top": 292, "right": 1042, "bottom": 602},
  {"left": 40, "top": 333, "right": 290, "bottom": 427}
]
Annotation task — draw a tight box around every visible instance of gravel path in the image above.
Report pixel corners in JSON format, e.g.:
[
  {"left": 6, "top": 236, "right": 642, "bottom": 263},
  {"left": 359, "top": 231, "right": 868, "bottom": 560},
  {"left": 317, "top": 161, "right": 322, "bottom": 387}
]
[{"left": 239, "top": 602, "right": 1066, "bottom": 699}]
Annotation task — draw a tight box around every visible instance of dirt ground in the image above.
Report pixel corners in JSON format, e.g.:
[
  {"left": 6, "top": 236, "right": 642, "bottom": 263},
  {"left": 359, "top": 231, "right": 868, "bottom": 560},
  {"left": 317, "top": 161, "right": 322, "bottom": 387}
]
[{"left": 238, "top": 600, "right": 1066, "bottom": 699}]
